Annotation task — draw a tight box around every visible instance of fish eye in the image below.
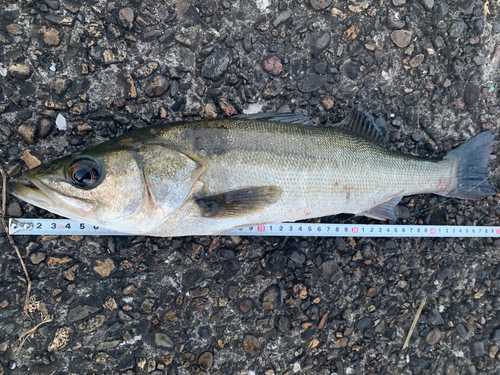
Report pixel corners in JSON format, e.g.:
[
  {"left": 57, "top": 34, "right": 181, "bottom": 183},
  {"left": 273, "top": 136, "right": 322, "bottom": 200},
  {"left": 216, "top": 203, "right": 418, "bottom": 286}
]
[{"left": 67, "top": 158, "right": 102, "bottom": 189}]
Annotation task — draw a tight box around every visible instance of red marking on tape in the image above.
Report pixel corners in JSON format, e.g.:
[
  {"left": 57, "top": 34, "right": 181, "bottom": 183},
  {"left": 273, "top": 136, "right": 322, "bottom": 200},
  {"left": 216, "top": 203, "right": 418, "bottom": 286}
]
[
  {"left": 497, "top": 228, "right": 500, "bottom": 234},
  {"left": 58, "top": 225, "right": 64, "bottom": 229},
  {"left": 352, "top": 227, "right": 358, "bottom": 233},
  {"left": 257, "top": 225, "right": 265, "bottom": 232},
  {"left": 430, "top": 228, "right": 436, "bottom": 234}
]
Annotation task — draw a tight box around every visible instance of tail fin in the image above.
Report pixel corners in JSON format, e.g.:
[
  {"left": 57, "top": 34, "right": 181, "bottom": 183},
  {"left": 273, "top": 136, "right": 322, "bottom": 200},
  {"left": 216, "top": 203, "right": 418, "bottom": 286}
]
[{"left": 443, "top": 131, "right": 495, "bottom": 199}]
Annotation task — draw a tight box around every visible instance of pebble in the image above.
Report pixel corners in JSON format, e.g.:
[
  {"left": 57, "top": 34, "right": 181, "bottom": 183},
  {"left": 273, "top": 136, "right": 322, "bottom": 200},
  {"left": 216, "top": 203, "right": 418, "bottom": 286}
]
[
  {"left": 262, "top": 56, "right": 282, "bottom": 75},
  {"left": 182, "top": 269, "right": 204, "bottom": 287},
  {"left": 122, "top": 284, "right": 137, "bottom": 295},
  {"left": 448, "top": 21, "right": 465, "bottom": 38},
  {"left": 409, "top": 54, "right": 424, "bottom": 67},
  {"left": 261, "top": 285, "right": 281, "bottom": 310},
  {"left": 8, "top": 63, "right": 32, "bottom": 80},
  {"left": 44, "top": 14, "right": 74, "bottom": 26},
  {"left": 7, "top": 201, "right": 23, "bottom": 217},
  {"left": 419, "top": 0, "right": 434, "bottom": 10},
  {"left": 243, "top": 335, "right": 260, "bottom": 353},
  {"left": 155, "top": 333, "right": 174, "bottom": 348},
  {"left": 425, "top": 328, "right": 442, "bottom": 345},
  {"left": 464, "top": 83, "right": 479, "bottom": 105},
  {"left": 393, "top": 0, "right": 406, "bottom": 5},
  {"left": 17, "top": 124, "right": 37, "bottom": 143},
  {"left": 120, "top": 73, "right": 137, "bottom": 99},
  {"left": 198, "top": 352, "right": 213, "bottom": 370},
  {"left": 387, "top": 10, "right": 405, "bottom": 29},
  {"left": 174, "top": 26, "right": 197, "bottom": 47},
  {"left": 492, "top": 329, "right": 500, "bottom": 341},
  {"left": 39, "top": 26, "right": 60, "bottom": 46},
  {"left": 428, "top": 308, "right": 444, "bottom": 325},
  {"left": 391, "top": 30, "right": 412, "bottom": 48},
  {"left": 310, "top": 31, "right": 331, "bottom": 58},
  {"left": 310, "top": 0, "right": 332, "bottom": 10},
  {"left": 20, "top": 150, "right": 41, "bottom": 169},
  {"left": 456, "top": 323, "right": 467, "bottom": 338},
  {"left": 93, "top": 258, "right": 115, "bottom": 277},
  {"left": 355, "top": 317, "right": 372, "bottom": 330},
  {"left": 297, "top": 74, "right": 325, "bottom": 92},
  {"left": 132, "top": 61, "right": 159, "bottom": 79},
  {"left": 344, "top": 61, "right": 358, "bottom": 80},
  {"left": 44, "top": 0, "right": 60, "bottom": 10},
  {"left": 201, "top": 49, "right": 231, "bottom": 81},
  {"left": 118, "top": 7, "right": 136, "bottom": 30},
  {"left": 6, "top": 24, "right": 22, "bottom": 36},
  {"left": 321, "top": 260, "right": 343, "bottom": 282},
  {"left": 145, "top": 76, "right": 168, "bottom": 97},
  {"left": 472, "top": 342, "right": 485, "bottom": 357},
  {"left": 38, "top": 118, "right": 53, "bottom": 137},
  {"left": 273, "top": 11, "right": 291, "bottom": 27},
  {"left": 217, "top": 248, "right": 235, "bottom": 260},
  {"left": 410, "top": 356, "right": 432, "bottom": 375}
]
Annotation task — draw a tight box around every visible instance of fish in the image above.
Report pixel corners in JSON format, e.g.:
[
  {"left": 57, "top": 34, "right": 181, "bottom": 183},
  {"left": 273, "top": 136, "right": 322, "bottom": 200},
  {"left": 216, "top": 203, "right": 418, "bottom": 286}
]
[{"left": 11, "top": 108, "right": 496, "bottom": 237}]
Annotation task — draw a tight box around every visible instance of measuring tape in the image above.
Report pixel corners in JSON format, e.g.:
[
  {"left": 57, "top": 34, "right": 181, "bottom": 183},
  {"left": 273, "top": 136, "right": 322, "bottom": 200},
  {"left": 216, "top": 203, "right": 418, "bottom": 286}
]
[{"left": 8, "top": 218, "right": 500, "bottom": 238}]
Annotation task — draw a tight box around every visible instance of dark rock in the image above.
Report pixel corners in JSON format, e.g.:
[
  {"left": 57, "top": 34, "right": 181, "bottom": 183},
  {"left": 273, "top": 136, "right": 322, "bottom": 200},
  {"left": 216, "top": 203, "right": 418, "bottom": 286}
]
[
  {"left": 472, "top": 342, "right": 485, "bottom": 357},
  {"left": 182, "top": 269, "right": 204, "bottom": 287},
  {"left": 201, "top": 49, "right": 231, "bottom": 81},
  {"left": 425, "top": 328, "right": 442, "bottom": 345},
  {"left": 145, "top": 76, "right": 168, "bottom": 97},
  {"left": 344, "top": 61, "right": 358, "bottom": 80},
  {"left": 174, "top": 26, "right": 197, "bottom": 47},
  {"left": 8, "top": 64, "right": 32, "bottom": 80},
  {"left": 305, "top": 304, "right": 320, "bottom": 320},
  {"left": 310, "top": 0, "right": 332, "bottom": 10},
  {"left": 409, "top": 356, "right": 432, "bottom": 375},
  {"left": 287, "top": 249, "right": 306, "bottom": 268},
  {"left": 310, "top": 31, "right": 331, "bottom": 58},
  {"left": 437, "top": 266, "right": 451, "bottom": 281},
  {"left": 387, "top": 9, "right": 405, "bottom": 29},
  {"left": 448, "top": 21, "right": 465, "bottom": 38},
  {"left": 44, "top": 14, "right": 74, "bottom": 26},
  {"left": 273, "top": 11, "right": 291, "bottom": 27},
  {"left": 473, "top": 19, "right": 484, "bottom": 35},
  {"left": 405, "top": 93, "right": 419, "bottom": 106},
  {"left": 491, "top": 329, "right": 500, "bottom": 341},
  {"left": 198, "top": 326, "right": 212, "bottom": 338},
  {"left": 428, "top": 308, "right": 444, "bottom": 325},
  {"left": 142, "top": 29, "right": 164, "bottom": 42},
  {"left": 322, "top": 260, "right": 343, "bottom": 282},
  {"left": 44, "top": 0, "right": 60, "bottom": 10},
  {"left": 355, "top": 317, "right": 372, "bottom": 330},
  {"left": 419, "top": 0, "right": 434, "bottom": 10},
  {"left": 217, "top": 248, "right": 235, "bottom": 260},
  {"left": 67, "top": 305, "right": 100, "bottom": 323},
  {"left": 243, "top": 335, "right": 260, "bottom": 353},
  {"left": 155, "top": 333, "right": 174, "bottom": 348},
  {"left": 464, "top": 83, "right": 479, "bottom": 105},
  {"left": 297, "top": 75, "right": 325, "bottom": 92}
]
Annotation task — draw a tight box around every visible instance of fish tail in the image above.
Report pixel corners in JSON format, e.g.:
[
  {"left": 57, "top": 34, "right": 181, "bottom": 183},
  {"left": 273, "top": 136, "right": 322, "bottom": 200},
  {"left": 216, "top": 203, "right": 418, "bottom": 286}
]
[{"left": 443, "top": 131, "right": 496, "bottom": 199}]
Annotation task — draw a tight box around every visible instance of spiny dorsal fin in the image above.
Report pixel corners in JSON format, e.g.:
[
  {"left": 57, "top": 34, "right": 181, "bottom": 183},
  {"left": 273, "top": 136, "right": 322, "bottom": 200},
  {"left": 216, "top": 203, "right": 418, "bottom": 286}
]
[
  {"left": 338, "top": 106, "right": 386, "bottom": 142},
  {"left": 233, "top": 112, "right": 315, "bottom": 125},
  {"left": 196, "top": 186, "right": 282, "bottom": 218}
]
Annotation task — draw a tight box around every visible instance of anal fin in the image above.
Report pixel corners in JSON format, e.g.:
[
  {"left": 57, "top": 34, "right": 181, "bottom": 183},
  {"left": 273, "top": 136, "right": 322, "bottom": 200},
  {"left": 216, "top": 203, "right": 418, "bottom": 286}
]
[
  {"left": 359, "top": 195, "right": 403, "bottom": 221},
  {"left": 196, "top": 186, "right": 282, "bottom": 218}
]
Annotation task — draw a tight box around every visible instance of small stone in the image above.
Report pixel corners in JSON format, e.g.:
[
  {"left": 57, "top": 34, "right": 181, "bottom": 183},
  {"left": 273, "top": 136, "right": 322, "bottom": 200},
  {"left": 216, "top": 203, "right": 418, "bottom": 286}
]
[
  {"left": 355, "top": 317, "right": 371, "bottom": 330},
  {"left": 387, "top": 10, "right": 405, "bottom": 29},
  {"left": 38, "top": 118, "right": 53, "bottom": 137},
  {"left": 145, "top": 76, "right": 168, "bottom": 98},
  {"left": 8, "top": 63, "right": 32, "bottom": 80},
  {"left": 263, "top": 81, "right": 281, "bottom": 98},
  {"left": 201, "top": 49, "right": 231, "bottom": 81},
  {"left": 123, "top": 284, "right": 137, "bottom": 295},
  {"left": 409, "top": 54, "right": 424, "bottom": 68},
  {"left": 174, "top": 26, "right": 197, "bottom": 47},
  {"left": 297, "top": 75, "right": 325, "bottom": 92},
  {"left": 202, "top": 103, "right": 218, "bottom": 119},
  {"left": 0, "top": 341, "right": 9, "bottom": 352},
  {"left": 342, "top": 25, "right": 358, "bottom": 43},
  {"left": 6, "top": 24, "right": 22, "bottom": 36},
  {"left": 409, "top": 356, "right": 432, "bottom": 375},
  {"left": 310, "top": 0, "right": 332, "bottom": 10},
  {"left": 472, "top": 342, "right": 485, "bottom": 357},
  {"left": 425, "top": 328, "right": 442, "bottom": 345},
  {"left": 489, "top": 345, "right": 498, "bottom": 359},
  {"left": 132, "top": 61, "right": 159, "bottom": 79},
  {"left": 391, "top": 30, "right": 412, "bottom": 48},
  {"left": 119, "top": 73, "right": 137, "bottom": 99},
  {"left": 17, "top": 124, "right": 37, "bottom": 143},
  {"left": 456, "top": 323, "right": 467, "bottom": 338},
  {"left": 198, "top": 352, "right": 213, "bottom": 370},
  {"left": 67, "top": 305, "right": 99, "bottom": 323},
  {"left": 44, "top": 14, "right": 74, "bottom": 26},
  {"left": 243, "top": 335, "right": 260, "bottom": 353},
  {"left": 428, "top": 308, "right": 444, "bottom": 325},
  {"left": 7, "top": 201, "right": 23, "bottom": 217},
  {"left": 261, "top": 284, "right": 281, "bottom": 310},
  {"left": 239, "top": 299, "right": 253, "bottom": 313},
  {"left": 322, "top": 260, "right": 343, "bottom": 282},
  {"left": 464, "top": 83, "right": 479, "bottom": 105},
  {"left": 393, "top": 0, "right": 406, "bottom": 5},
  {"left": 321, "top": 96, "right": 334, "bottom": 110},
  {"left": 219, "top": 98, "right": 237, "bottom": 116},
  {"left": 21, "top": 150, "right": 41, "bottom": 169},
  {"left": 332, "top": 337, "right": 348, "bottom": 348},
  {"left": 118, "top": 7, "right": 136, "bottom": 30},
  {"left": 94, "top": 258, "right": 115, "bottom": 277},
  {"left": 396, "top": 280, "right": 408, "bottom": 288},
  {"left": 155, "top": 333, "right": 174, "bottom": 348},
  {"left": 344, "top": 61, "right": 358, "bottom": 80},
  {"left": 44, "top": 0, "right": 60, "bottom": 10},
  {"left": 51, "top": 77, "right": 70, "bottom": 95},
  {"left": 273, "top": 11, "right": 291, "bottom": 27},
  {"left": 310, "top": 31, "right": 331, "bottom": 58},
  {"left": 448, "top": 21, "right": 465, "bottom": 38},
  {"left": 55, "top": 114, "right": 67, "bottom": 131},
  {"left": 263, "top": 56, "right": 282, "bottom": 75},
  {"left": 419, "top": 0, "right": 434, "bottom": 10}
]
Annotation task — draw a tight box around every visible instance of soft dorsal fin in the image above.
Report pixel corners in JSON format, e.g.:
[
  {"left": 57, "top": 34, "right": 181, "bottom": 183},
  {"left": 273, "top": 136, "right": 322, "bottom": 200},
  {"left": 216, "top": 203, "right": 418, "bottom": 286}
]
[
  {"left": 338, "top": 106, "right": 386, "bottom": 142},
  {"left": 233, "top": 112, "right": 315, "bottom": 125}
]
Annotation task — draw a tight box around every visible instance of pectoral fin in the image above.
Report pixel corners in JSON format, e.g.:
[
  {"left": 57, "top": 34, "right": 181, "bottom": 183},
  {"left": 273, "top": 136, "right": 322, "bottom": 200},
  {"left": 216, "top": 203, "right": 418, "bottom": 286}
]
[
  {"left": 196, "top": 186, "right": 282, "bottom": 218},
  {"left": 359, "top": 195, "right": 403, "bottom": 221}
]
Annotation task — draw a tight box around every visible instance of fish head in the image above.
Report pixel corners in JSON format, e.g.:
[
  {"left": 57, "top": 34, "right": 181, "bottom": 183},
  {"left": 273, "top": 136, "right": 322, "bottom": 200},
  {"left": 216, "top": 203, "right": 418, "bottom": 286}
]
[{"left": 12, "top": 149, "right": 149, "bottom": 232}]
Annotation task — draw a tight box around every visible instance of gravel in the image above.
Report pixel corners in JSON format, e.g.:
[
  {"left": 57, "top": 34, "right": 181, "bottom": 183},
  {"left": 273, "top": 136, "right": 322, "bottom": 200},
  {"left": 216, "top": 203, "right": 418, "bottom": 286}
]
[{"left": 1, "top": 0, "right": 500, "bottom": 374}]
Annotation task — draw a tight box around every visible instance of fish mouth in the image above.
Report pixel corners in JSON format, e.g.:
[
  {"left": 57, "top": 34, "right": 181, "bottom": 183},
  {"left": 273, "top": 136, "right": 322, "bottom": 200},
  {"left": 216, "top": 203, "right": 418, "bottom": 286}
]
[{"left": 11, "top": 181, "right": 56, "bottom": 208}]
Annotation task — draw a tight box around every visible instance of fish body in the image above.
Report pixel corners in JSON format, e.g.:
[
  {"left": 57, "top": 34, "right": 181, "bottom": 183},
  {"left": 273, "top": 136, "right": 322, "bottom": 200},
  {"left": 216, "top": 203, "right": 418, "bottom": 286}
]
[{"left": 12, "top": 110, "right": 495, "bottom": 236}]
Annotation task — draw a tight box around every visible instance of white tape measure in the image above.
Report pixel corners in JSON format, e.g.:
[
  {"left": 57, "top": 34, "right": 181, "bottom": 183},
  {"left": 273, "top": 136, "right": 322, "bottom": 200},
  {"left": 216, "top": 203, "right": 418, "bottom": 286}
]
[{"left": 8, "top": 218, "right": 500, "bottom": 238}]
